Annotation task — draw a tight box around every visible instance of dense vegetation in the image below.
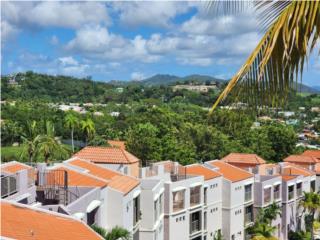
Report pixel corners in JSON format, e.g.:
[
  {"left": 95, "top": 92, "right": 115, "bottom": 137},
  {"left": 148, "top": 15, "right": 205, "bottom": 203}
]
[{"left": 1, "top": 72, "right": 318, "bottom": 165}]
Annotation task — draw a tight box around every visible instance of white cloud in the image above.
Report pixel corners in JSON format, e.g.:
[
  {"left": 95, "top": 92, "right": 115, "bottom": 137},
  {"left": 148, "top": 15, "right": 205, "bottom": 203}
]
[
  {"left": 2, "top": 1, "right": 110, "bottom": 30},
  {"left": 1, "top": 20, "right": 19, "bottom": 42},
  {"left": 113, "top": 2, "right": 190, "bottom": 28},
  {"left": 58, "top": 56, "right": 78, "bottom": 66},
  {"left": 131, "top": 72, "right": 146, "bottom": 81}
]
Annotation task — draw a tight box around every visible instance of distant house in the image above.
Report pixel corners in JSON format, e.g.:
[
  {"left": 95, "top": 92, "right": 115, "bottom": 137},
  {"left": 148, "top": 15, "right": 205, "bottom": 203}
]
[
  {"left": 116, "top": 87, "right": 124, "bottom": 93},
  {"left": 73, "top": 146, "right": 140, "bottom": 177},
  {"left": 278, "top": 111, "right": 295, "bottom": 118},
  {"left": 311, "top": 107, "right": 320, "bottom": 113},
  {"left": 172, "top": 84, "right": 217, "bottom": 93},
  {"left": 110, "top": 111, "right": 120, "bottom": 117}
]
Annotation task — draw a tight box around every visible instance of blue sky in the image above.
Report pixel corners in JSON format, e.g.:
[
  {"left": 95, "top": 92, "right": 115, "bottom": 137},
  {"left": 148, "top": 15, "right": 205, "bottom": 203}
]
[{"left": 2, "top": 1, "right": 319, "bottom": 85}]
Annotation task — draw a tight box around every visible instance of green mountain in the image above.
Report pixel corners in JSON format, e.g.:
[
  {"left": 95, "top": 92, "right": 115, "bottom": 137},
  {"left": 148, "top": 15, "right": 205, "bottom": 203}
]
[{"left": 141, "top": 74, "right": 226, "bottom": 86}]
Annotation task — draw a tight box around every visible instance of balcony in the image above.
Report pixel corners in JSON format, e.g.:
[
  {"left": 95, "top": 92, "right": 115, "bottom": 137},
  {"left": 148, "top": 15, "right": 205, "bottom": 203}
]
[
  {"left": 273, "top": 185, "right": 281, "bottom": 200},
  {"left": 190, "top": 193, "right": 201, "bottom": 207},
  {"left": 245, "top": 191, "right": 252, "bottom": 202},
  {"left": 288, "top": 191, "right": 294, "bottom": 200},
  {"left": 244, "top": 205, "right": 254, "bottom": 225},
  {"left": 173, "top": 199, "right": 184, "bottom": 212}
]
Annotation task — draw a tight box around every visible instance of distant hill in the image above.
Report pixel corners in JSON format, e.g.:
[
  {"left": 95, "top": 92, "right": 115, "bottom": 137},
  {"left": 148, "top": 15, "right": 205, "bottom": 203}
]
[
  {"left": 140, "top": 74, "right": 226, "bottom": 86},
  {"left": 296, "top": 83, "right": 320, "bottom": 94}
]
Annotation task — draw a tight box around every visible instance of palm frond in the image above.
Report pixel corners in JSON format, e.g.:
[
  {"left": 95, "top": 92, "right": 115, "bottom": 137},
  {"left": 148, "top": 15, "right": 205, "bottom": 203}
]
[
  {"left": 210, "top": 1, "right": 320, "bottom": 113},
  {"left": 207, "top": 0, "right": 252, "bottom": 16}
]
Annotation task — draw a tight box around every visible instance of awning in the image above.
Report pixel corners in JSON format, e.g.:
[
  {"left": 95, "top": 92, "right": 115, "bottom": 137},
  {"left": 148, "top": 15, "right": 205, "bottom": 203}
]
[
  {"left": 172, "top": 186, "right": 186, "bottom": 192},
  {"left": 86, "top": 200, "right": 101, "bottom": 213},
  {"left": 73, "top": 212, "right": 85, "bottom": 220},
  {"left": 190, "top": 182, "right": 203, "bottom": 188}
]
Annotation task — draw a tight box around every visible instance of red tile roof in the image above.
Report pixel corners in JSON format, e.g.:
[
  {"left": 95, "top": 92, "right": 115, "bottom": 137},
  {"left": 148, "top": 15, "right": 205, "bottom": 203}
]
[
  {"left": 1, "top": 162, "right": 32, "bottom": 174},
  {"left": 282, "top": 164, "right": 315, "bottom": 177},
  {"left": 53, "top": 166, "right": 108, "bottom": 188},
  {"left": 1, "top": 201, "right": 103, "bottom": 240},
  {"left": 208, "top": 161, "right": 253, "bottom": 182},
  {"left": 67, "top": 158, "right": 139, "bottom": 195},
  {"left": 302, "top": 150, "right": 320, "bottom": 159},
  {"left": 107, "top": 140, "right": 126, "bottom": 150},
  {"left": 74, "top": 146, "right": 139, "bottom": 164},
  {"left": 186, "top": 164, "right": 221, "bottom": 180},
  {"left": 284, "top": 155, "right": 320, "bottom": 164},
  {"left": 315, "top": 163, "right": 320, "bottom": 174},
  {"left": 221, "top": 153, "right": 266, "bottom": 165},
  {"left": 281, "top": 175, "right": 297, "bottom": 182}
]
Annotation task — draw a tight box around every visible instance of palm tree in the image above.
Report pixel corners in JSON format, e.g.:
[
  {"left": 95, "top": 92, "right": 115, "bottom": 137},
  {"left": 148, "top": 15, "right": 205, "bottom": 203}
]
[
  {"left": 300, "top": 192, "right": 320, "bottom": 239},
  {"left": 64, "top": 112, "right": 79, "bottom": 152},
  {"left": 262, "top": 202, "right": 282, "bottom": 223},
  {"left": 210, "top": 1, "right": 320, "bottom": 111},
  {"left": 81, "top": 118, "right": 95, "bottom": 145},
  {"left": 251, "top": 222, "right": 277, "bottom": 240},
  {"left": 91, "top": 225, "right": 131, "bottom": 240},
  {"left": 20, "top": 121, "right": 40, "bottom": 163}
]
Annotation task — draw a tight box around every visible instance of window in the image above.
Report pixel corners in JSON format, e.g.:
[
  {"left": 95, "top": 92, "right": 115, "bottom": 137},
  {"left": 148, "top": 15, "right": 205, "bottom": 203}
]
[
  {"left": 204, "top": 211, "right": 207, "bottom": 230},
  {"left": 244, "top": 205, "right": 253, "bottom": 224},
  {"left": 288, "top": 185, "right": 294, "bottom": 200},
  {"left": 173, "top": 190, "right": 185, "bottom": 212},
  {"left": 244, "top": 184, "right": 252, "bottom": 202},
  {"left": 296, "top": 182, "right": 302, "bottom": 197},
  {"left": 159, "top": 193, "right": 163, "bottom": 215},
  {"left": 154, "top": 199, "right": 159, "bottom": 222},
  {"left": 204, "top": 187, "right": 208, "bottom": 205},
  {"left": 273, "top": 184, "right": 280, "bottom": 200},
  {"left": 133, "top": 196, "right": 140, "bottom": 226},
  {"left": 311, "top": 180, "right": 316, "bottom": 192},
  {"left": 264, "top": 187, "right": 272, "bottom": 204},
  {"left": 190, "top": 186, "right": 201, "bottom": 206}
]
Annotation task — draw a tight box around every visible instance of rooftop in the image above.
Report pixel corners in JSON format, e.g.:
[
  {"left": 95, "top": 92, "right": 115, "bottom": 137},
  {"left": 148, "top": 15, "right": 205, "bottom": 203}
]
[
  {"left": 1, "top": 161, "right": 32, "bottom": 174},
  {"left": 208, "top": 160, "right": 253, "bottom": 183},
  {"left": 282, "top": 163, "right": 315, "bottom": 177},
  {"left": 1, "top": 201, "right": 103, "bottom": 240},
  {"left": 302, "top": 150, "right": 320, "bottom": 159},
  {"left": 221, "top": 153, "right": 266, "bottom": 165},
  {"left": 108, "top": 175, "right": 140, "bottom": 195},
  {"left": 284, "top": 155, "right": 320, "bottom": 164},
  {"left": 186, "top": 164, "right": 222, "bottom": 181},
  {"left": 73, "top": 146, "right": 139, "bottom": 164},
  {"left": 53, "top": 166, "right": 108, "bottom": 188}
]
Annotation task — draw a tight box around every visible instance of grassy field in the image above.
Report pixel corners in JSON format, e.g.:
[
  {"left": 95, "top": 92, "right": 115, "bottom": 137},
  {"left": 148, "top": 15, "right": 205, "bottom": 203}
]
[{"left": 1, "top": 144, "right": 73, "bottom": 163}]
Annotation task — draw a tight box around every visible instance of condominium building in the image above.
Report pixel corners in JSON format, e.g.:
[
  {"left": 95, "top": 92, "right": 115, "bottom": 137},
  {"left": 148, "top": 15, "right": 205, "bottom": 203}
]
[{"left": 205, "top": 160, "right": 254, "bottom": 240}]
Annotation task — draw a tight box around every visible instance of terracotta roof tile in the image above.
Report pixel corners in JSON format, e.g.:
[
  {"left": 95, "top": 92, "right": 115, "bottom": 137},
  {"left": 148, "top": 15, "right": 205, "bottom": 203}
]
[
  {"left": 302, "top": 150, "right": 320, "bottom": 159},
  {"left": 67, "top": 158, "right": 121, "bottom": 180},
  {"left": 53, "top": 166, "right": 108, "bottom": 188},
  {"left": 1, "top": 162, "right": 32, "bottom": 174},
  {"left": 1, "top": 201, "right": 103, "bottom": 240},
  {"left": 284, "top": 155, "right": 320, "bottom": 164},
  {"left": 107, "top": 140, "right": 126, "bottom": 150},
  {"left": 221, "top": 153, "right": 266, "bottom": 165},
  {"left": 282, "top": 164, "right": 315, "bottom": 177},
  {"left": 315, "top": 163, "right": 320, "bottom": 174},
  {"left": 73, "top": 146, "right": 139, "bottom": 164},
  {"left": 108, "top": 175, "right": 140, "bottom": 195},
  {"left": 67, "top": 158, "right": 139, "bottom": 195},
  {"left": 208, "top": 161, "right": 253, "bottom": 182},
  {"left": 186, "top": 164, "right": 222, "bottom": 180},
  {"left": 281, "top": 175, "right": 297, "bottom": 182}
]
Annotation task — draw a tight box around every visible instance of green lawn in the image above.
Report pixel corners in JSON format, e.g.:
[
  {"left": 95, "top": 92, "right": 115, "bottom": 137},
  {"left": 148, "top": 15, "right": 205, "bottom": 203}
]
[{"left": 1, "top": 144, "right": 73, "bottom": 163}]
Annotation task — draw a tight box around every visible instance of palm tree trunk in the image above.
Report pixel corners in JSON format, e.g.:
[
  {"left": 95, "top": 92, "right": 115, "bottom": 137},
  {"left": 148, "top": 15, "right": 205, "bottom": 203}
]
[{"left": 311, "top": 211, "right": 315, "bottom": 240}]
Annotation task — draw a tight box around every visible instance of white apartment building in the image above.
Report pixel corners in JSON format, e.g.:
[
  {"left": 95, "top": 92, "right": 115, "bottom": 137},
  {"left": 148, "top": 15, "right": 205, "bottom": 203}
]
[{"left": 205, "top": 160, "right": 255, "bottom": 240}]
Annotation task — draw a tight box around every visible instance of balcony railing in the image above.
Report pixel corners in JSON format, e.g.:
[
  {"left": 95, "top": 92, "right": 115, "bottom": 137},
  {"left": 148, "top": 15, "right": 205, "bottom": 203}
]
[
  {"left": 245, "top": 191, "right": 252, "bottom": 202},
  {"left": 245, "top": 213, "right": 253, "bottom": 224},
  {"left": 274, "top": 190, "right": 280, "bottom": 200},
  {"left": 190, "top": 193, "right": 201, "bottom": 206},
  {"left": 1, "top": 174, "right": 18, "bottom": 198},
  {"left": 190, "top": 220, "right": 201, "bottom": 234},
  {"left": 173, "top": 200, "right": 184, "bottom": 212},
  {"left": 288, "top": 191, "right": 294, "bottom": 200},
  {"left": 297, "top": 188, "right": 302, "bottom": 198}
]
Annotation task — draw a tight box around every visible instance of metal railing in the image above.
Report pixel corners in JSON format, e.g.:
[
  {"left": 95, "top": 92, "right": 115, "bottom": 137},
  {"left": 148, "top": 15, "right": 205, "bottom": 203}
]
[
  {"left": 173, "top": 200, "right": 184, "bottom": 212},
  {"left": 288, "top": 191, "right": 294, "bottom": 200},
  {"left": 190, "top": 220, "right": 201, "bottom": 234},
  {"left": 1, "top": 173, "right": 18, "bottom": 198},
  {"left": 190, "top": 193, "right": 201, "bottom": 206},
  {"left": 245, "top": 191, "right": 252, "bottom": 202},
  {"left": 245, "top": 213, "right": 253, "bottom": 224}
]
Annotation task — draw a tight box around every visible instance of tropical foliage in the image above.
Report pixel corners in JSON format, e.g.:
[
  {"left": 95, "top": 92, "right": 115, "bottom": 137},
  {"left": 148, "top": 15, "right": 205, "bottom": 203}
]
[
  {"left": 91, "top": 225, "right": 131, "bottom": 240},
  {"left": 211, "top": 1, "right": 320, "bottom": 111}
]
